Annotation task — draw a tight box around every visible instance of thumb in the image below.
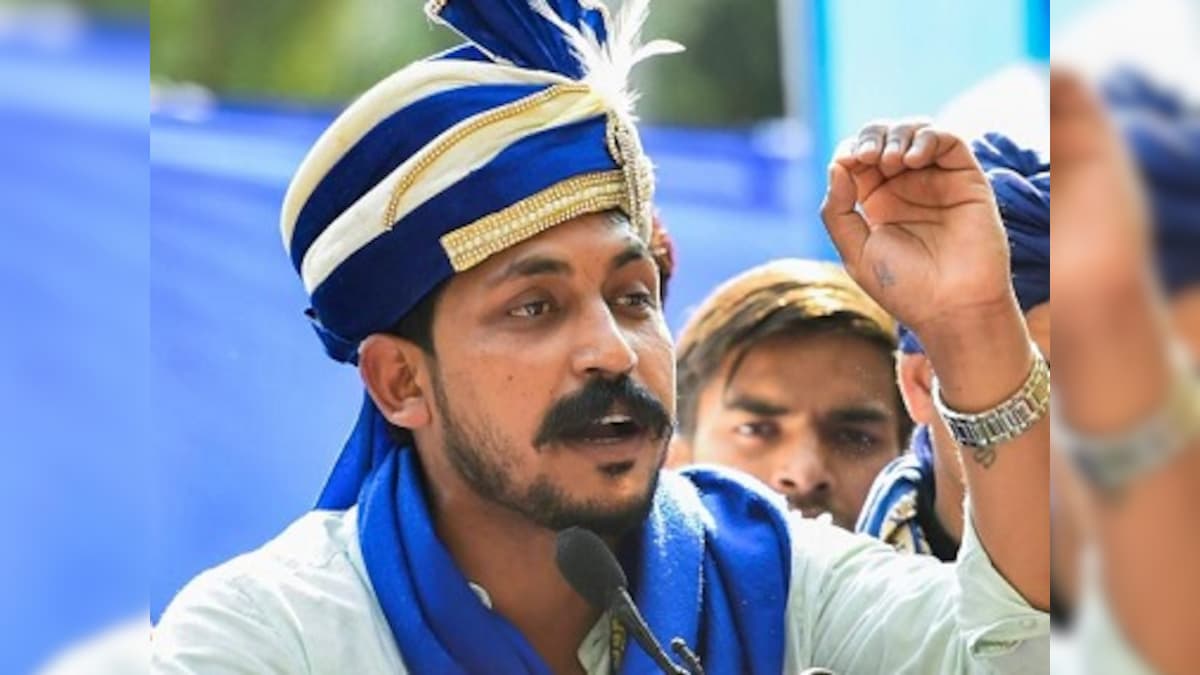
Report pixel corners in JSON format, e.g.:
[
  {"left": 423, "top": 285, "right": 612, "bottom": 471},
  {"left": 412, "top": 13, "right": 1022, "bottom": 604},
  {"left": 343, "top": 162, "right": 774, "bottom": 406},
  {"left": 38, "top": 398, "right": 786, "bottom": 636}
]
[{"left": 820, "top": 162, "right": 870, "bottom": 267}]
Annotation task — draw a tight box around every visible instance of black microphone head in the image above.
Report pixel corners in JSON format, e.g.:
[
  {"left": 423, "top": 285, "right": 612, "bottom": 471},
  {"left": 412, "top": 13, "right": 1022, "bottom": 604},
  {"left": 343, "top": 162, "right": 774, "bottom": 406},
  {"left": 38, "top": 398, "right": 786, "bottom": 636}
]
[{"left": 555, "top": 526, "right": 628, "bottom": 611}]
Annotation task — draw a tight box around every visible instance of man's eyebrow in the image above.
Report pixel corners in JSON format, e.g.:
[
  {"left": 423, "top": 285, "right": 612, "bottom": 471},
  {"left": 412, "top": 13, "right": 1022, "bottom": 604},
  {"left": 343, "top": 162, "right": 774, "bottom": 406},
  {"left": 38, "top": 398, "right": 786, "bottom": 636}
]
[
  {"left": 725, "top": 395, "right": 791, "bottom": 417},
  {"left": 491, "top": 255, "right": 573, "bottom": 284},
  {"left": 826, "top": 405, "right": 892, "bottom": 424},
  {"left": 610, "top": 241, "right": 653, "bottom": 273}
]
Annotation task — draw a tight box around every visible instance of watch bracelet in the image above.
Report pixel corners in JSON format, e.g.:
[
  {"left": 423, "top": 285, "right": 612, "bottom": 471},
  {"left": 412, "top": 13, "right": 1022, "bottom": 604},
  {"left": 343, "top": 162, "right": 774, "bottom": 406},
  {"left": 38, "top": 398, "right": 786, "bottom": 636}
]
[
  {"left": 1051, "top": 352, "right": 1200, "bottom": 492},
  {"left": 933, "top": 344, "right": 1050, "bottom": 449}
]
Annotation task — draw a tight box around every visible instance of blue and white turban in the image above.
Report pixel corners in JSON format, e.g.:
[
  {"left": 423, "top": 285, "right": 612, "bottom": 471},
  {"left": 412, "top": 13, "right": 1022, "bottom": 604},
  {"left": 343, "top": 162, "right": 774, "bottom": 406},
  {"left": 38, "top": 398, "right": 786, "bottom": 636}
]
[
  {"left": 898, "top": 131, "right": 1050, "bottom": 354},
  {"left": 280, "top": 0, "right": 680, "bottom": 363}
]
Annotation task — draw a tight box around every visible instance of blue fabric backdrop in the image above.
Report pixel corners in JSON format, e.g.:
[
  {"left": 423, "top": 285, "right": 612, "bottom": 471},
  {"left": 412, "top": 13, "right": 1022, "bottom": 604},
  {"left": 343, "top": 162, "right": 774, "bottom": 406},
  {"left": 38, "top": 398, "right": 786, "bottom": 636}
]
[{"left": 0, "top": 19, "right": 147, "bottom": 673}]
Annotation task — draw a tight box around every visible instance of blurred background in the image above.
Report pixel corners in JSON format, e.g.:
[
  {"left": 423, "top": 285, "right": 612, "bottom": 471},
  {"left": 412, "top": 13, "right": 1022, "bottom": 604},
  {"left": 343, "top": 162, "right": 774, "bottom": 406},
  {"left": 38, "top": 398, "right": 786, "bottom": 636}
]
[
  {"left": 3, "top": 0, "right": 1069, "bottom": 671},
  {"left": 0, "top": 1, "right": 145, "bottom": 673}
]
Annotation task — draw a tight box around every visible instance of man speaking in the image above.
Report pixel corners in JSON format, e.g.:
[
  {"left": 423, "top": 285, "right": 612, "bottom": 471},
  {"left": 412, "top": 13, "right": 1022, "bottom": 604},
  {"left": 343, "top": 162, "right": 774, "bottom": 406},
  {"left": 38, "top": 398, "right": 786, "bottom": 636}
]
[{"left": 152, "top": 1, "right": 1050, "bottom": 672}]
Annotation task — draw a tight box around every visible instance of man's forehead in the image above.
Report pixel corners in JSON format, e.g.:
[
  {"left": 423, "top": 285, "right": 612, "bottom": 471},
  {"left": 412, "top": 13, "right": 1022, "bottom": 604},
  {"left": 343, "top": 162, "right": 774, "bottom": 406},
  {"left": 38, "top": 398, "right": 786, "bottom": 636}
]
[
  {"left": 720, "top": 376, "right": 896, "bottom": 421},
  {"left": 719, "top": 337, "right": 896, "bottom": 405}
]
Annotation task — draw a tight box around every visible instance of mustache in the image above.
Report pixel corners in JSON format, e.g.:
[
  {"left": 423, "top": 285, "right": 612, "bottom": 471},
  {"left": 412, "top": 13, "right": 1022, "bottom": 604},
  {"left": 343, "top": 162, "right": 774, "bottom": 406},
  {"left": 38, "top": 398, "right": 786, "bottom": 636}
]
[{"left": 533, "top": 376, "right": 673, "bottom": 448}]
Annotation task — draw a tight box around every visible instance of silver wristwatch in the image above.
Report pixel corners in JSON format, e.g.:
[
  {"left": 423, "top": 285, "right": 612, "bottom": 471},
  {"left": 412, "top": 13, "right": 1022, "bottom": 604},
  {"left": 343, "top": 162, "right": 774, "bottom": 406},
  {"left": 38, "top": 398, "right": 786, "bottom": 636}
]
[
  {"left": 1052, "top": 354, "right": 1200, "bottom": 493},
  {"left": 933, "top": 344, "right": 1051, "bottom": 449}
]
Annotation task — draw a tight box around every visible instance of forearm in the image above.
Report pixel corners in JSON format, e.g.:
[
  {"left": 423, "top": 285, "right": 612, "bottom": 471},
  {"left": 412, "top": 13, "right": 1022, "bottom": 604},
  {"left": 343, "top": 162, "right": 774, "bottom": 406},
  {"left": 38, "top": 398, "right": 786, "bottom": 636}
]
[
  {"left": 1057, "top": 284, "right": 1200, "bottom": 674},
  {"left": 920, "top": 299, "right": 1051, "bottom": 609}
]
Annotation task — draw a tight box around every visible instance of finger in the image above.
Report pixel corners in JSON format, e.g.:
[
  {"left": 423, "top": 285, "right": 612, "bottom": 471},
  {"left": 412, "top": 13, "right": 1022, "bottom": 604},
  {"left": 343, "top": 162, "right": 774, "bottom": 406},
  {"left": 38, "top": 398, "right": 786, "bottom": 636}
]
[
  {"left": 904, "top": 127, "right": 976, "bottom": 171},
  {"left": 881, "top": 120, "right": 930, "bottom": 177},
  {"left": 903, "top": 127, "right": 939, "bottom": 167},
  {"left": 854, "top": 122, "right": 888, "bottom": 164},
  {"left": 832, "top": 150, "right": 886, "bottom": 203},
  {"left": 832, "top": 137, "right": 859, "bottom": 165},
  {"left": 833, "top": 138, "right": 886, "bottom": 198},
  {"left": 1050, "top": 66, "right": 1096, "bottom": 122},
  {"left": 1050, "top": 65, "right": 1118, "bottom": 162},
  {"left": 820, "top": 162, "right": 870, "bottom": 267}
]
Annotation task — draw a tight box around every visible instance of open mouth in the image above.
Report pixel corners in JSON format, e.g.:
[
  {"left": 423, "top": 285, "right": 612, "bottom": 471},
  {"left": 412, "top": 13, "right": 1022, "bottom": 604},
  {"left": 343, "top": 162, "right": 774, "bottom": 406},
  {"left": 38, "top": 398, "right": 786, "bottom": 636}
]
[{"left": 565, "top": 413, "right": 647, "bottom": 445}]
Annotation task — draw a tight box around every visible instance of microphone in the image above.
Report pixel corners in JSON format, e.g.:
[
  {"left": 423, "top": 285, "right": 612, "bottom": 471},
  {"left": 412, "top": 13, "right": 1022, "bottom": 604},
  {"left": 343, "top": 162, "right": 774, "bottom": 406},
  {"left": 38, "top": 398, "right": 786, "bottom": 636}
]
[{"left": 555, "top": 527, "right": 699, "bottom": 675}]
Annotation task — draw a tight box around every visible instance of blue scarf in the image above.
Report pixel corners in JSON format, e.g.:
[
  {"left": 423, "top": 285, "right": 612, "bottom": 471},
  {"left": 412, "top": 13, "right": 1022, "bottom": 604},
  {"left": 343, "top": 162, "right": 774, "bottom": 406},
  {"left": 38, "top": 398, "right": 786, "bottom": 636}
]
[
  {"left": 317, "top": 397, "right": 792, "bottom": 674},
  {"left": 856, "top": 427, "right": 958, "bottom": 562}
]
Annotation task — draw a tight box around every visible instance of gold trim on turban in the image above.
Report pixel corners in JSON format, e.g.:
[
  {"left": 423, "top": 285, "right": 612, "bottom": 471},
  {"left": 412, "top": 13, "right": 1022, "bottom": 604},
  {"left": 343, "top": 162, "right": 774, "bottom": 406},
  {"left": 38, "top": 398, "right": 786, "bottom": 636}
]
[{"left": 440, "top": 170, "right": 629, "bottom": 272}]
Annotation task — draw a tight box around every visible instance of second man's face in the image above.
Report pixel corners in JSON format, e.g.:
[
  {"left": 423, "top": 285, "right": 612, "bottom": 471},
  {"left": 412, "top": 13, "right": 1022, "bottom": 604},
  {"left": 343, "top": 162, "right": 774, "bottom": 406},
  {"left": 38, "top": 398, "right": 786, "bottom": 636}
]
[{"left": 682, "top": 332, "right": 907, "bottom": 529}]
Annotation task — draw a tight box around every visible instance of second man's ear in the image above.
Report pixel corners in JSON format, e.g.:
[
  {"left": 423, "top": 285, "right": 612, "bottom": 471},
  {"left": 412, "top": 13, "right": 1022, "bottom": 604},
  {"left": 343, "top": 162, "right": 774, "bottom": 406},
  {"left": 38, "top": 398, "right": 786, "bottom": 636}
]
[
  {"left": 896, "top": 352, "right": 937, "bottom": 426},
  {"left": 358, "top": 334, "right": 432, "bottom": 431}
]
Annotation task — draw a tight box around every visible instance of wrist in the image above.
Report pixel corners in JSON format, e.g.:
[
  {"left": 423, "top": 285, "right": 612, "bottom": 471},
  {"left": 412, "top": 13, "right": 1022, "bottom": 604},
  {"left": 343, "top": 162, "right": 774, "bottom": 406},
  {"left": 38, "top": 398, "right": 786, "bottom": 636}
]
[
  {"left": 1053, "top": 347, "right": 1200, "bottom": 494},
  {"left": 916, "top": 297, "right": 1034, "bottom": 412},
  {"left": 934, "top": 344, "right": 1049, "bottom": 449},
  {"left": 1056, "top": 268, "right": 1161, "bottom": 346},
  {"left": 1056, "top": 289, "right": 1175, "bottom": 433}
]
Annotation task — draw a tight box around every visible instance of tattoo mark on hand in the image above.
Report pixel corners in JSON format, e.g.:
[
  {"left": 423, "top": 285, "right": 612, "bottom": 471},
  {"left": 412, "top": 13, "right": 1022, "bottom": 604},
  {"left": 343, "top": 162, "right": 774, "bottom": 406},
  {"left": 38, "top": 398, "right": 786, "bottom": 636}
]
[
  {"left": 873, "top": 261, "right": 896, "bottom": 288},
  {"left": 971, "top": 445, "right": 997, "bottom": 469}
]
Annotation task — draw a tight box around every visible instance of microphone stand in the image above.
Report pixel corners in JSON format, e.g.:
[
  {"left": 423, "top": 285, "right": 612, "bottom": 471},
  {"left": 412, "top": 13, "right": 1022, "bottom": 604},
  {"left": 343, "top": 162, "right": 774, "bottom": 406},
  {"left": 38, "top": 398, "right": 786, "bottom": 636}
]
[
  {"left": 670, "top": 638, "right": 705, "bottom": 675},
  {"left": 611, "top": 588, "right": 691, "bottom": 675}
]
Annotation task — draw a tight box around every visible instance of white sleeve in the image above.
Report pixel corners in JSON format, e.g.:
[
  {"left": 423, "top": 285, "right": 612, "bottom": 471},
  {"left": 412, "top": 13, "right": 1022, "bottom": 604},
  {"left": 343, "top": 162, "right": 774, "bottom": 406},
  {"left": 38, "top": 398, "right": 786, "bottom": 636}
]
[
  {"left": 152, "top": 565, "right": 308, "bottom": 675},
  {"left": 783, "top": 504, "right": 1050, "bottom": 674},
  {"left": 1066, "top": 548, "right": 1155, "bottom": 675}
]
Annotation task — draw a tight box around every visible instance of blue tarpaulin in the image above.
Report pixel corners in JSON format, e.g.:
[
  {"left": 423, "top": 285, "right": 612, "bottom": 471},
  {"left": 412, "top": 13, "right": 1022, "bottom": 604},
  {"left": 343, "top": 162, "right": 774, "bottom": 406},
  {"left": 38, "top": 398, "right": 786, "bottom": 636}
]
[{"left": 0, "top": 18, "right": 147, "bottom": 673}]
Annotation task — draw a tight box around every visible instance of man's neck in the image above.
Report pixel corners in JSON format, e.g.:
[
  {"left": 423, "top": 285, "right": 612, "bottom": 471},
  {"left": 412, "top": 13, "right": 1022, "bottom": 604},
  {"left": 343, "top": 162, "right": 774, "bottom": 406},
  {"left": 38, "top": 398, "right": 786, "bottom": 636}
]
[
  {"left": 929, "top": 422, "right": 966, "bottom": 545},
  {"left": 430, "top": 483, "right": 600, "bottom": 674}
]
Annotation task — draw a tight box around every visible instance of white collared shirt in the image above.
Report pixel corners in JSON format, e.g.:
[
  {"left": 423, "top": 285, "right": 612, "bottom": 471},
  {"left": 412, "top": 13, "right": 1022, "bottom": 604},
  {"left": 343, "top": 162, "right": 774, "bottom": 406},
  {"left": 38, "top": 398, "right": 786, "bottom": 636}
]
[{"left": 152, "top": 503, "right": 1049, "bottom": 674}]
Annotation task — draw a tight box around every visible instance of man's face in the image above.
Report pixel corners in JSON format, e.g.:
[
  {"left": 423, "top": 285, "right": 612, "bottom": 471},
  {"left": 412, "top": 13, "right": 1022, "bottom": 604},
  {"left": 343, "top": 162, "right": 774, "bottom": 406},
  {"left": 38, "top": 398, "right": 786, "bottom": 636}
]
[
  {"left": 421, "top": 212, "right": 675, "bottom": 537},
  {"left": 685, "top": 332, "right": 905, "bottom": 528}
]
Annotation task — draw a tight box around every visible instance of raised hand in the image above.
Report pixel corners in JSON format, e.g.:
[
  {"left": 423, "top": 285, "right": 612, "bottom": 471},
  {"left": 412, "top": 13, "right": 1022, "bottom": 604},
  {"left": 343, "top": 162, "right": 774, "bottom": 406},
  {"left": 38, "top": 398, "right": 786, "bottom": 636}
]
[{"left": 820, "top": 120, "right": 1015, "bottom": 343}]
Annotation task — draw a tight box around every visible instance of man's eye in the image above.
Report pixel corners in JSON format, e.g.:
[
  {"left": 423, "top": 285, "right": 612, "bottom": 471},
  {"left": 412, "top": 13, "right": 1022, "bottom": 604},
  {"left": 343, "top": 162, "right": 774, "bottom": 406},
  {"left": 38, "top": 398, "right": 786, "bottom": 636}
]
[
  {"left": 508, "top": 300, "right": 553, "bottom": 318},
  {"left": 735, "top": 421, "right": 779, "bottom": 440},
  {"left": 616, "top": 291, "right": 655, "bottom": 309},
  {"left": 834, "top": 428, "right": 879, "bottom": 453}
]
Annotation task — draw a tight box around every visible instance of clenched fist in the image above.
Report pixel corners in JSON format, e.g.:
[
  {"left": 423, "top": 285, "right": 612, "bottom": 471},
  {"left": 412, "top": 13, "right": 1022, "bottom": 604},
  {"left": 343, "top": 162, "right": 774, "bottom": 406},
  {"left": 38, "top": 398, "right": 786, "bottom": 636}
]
[
  {"left": 821, "top": 121, "right": 1016, "bottom": 343},
  {"left": 822, "top": 120, "right": 1034, "bottom": 413}
]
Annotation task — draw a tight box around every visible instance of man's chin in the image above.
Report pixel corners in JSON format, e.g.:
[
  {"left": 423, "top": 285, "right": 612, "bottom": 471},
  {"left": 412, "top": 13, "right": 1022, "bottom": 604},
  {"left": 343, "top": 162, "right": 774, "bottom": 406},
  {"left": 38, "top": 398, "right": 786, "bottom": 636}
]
[
  {"left": 561, "top": 496, "right": 655, "bottom": 538},
  {"left": 528, "top": 472, "right": 659, "bottom": 538}
]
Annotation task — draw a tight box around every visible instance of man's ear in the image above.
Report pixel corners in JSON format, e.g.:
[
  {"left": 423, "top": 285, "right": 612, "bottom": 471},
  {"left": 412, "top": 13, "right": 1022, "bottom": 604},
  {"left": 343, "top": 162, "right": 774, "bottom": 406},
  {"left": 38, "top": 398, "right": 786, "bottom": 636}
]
[
  {"left": 359, "top": 334, "right": 432, "bottom": 431},
  {"left": 896, "top": 352, "right": 937, "bottom": 426}
]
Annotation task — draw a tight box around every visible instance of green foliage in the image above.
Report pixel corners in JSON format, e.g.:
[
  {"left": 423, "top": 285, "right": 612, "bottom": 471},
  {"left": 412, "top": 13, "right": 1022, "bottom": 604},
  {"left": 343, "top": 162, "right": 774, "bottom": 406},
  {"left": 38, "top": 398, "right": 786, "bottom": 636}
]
[
  {"left": 150, "top": 0, "right": 782, "bottom": 125},
  {"left": 636, "top": 0, "right": 784, "bottom": 125}
]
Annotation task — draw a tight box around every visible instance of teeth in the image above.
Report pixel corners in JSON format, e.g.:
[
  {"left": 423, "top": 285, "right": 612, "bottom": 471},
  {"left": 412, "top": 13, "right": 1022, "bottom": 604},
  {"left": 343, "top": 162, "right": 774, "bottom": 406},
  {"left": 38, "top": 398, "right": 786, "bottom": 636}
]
[{"left": 598, "top": 414, "right": 632, "bottom": 425}]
